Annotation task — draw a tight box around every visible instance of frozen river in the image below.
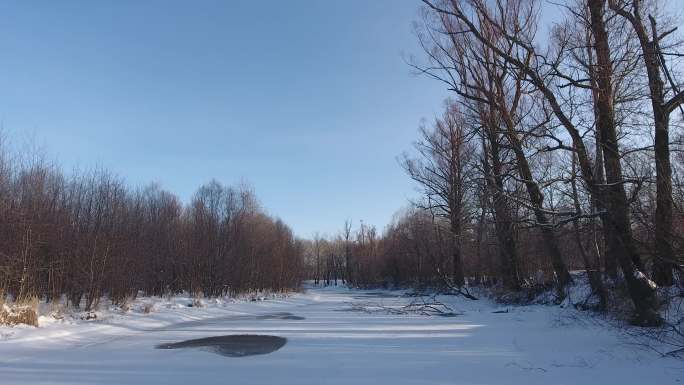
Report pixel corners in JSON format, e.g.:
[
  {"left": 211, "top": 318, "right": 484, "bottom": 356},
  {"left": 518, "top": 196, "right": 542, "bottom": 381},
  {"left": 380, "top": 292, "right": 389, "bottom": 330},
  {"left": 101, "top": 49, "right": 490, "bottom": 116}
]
[{"left": 0, "top": 285, "right": 681, "bottom": 384}]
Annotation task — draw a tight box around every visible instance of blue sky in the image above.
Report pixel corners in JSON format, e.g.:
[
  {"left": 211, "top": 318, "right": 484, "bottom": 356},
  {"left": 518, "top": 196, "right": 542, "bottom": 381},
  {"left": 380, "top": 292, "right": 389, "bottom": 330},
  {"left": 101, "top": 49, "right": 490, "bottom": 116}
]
[{"left": 0, "top": 0, "right": 451, "bottom": 238}]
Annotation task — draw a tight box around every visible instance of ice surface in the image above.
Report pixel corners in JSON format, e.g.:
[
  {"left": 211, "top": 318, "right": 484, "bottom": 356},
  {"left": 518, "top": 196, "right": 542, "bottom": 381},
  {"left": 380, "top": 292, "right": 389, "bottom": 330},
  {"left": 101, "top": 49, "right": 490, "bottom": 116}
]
[{"left": 0, "top": 284, "right": 681, "bottom": 384}]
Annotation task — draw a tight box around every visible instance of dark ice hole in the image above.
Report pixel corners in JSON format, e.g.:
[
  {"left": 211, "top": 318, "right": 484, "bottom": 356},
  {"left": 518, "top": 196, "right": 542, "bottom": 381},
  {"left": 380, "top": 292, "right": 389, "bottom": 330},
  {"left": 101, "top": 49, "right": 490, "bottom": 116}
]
[{"left": 156, "top": 334, "right": 287, "bottom": 357}]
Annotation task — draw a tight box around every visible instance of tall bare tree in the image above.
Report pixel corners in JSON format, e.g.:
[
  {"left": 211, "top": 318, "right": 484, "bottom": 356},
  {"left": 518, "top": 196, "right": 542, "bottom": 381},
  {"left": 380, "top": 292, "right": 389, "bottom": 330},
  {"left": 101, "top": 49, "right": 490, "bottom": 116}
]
[
  {"left": 609, "top": 0, "right": 684, "bottom": 286},
  {"left": 421, "top": 0, "right": 661, "bottom": 324},
  {"left": 402, "top": 102, "right": 474, "bottom": 287}
]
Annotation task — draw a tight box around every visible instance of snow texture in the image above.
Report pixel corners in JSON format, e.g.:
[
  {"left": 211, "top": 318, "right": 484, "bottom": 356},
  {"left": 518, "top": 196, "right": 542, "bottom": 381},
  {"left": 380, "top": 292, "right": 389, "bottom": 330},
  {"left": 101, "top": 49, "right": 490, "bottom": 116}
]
[{"left": 0, "top": 284, "right": 682, "bottom": 384}]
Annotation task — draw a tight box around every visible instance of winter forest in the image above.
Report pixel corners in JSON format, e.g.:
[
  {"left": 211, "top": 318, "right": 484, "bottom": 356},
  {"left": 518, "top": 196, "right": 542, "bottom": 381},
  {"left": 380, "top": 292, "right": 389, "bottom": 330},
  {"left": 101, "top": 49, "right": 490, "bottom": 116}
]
[{"left": 2, "top": 1, "right": 684, "bottom": 384}]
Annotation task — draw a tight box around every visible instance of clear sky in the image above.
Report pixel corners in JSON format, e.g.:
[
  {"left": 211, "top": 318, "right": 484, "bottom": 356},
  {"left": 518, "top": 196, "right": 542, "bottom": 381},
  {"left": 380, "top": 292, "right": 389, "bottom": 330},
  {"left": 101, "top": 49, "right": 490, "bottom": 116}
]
[{"left": 0, "top": 0, "right": 450, "bottom": 238}]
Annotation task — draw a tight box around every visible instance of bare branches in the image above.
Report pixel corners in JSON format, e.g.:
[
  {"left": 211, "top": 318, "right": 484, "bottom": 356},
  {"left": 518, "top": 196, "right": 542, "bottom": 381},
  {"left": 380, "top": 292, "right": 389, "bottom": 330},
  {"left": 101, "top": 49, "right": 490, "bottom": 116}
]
[
  {"left": 665, "top": 89, "right": 684, "bottom": 114},
  {"left": 0, "top": 144, "right": 305, "bottom": 307}
]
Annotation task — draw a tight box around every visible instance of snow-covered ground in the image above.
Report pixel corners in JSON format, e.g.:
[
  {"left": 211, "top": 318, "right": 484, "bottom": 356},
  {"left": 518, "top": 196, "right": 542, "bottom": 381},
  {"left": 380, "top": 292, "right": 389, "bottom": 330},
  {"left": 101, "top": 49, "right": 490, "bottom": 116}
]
[{"left": 1, "top": 284, "right": 682, "bottom": 385}]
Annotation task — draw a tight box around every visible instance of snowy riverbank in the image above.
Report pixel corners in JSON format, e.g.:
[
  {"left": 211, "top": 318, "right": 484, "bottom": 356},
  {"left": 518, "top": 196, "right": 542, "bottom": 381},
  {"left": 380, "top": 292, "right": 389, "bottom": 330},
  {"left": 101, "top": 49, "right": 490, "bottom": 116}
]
[{"left": 1, "top": 285, "right": 682, "bottom": 384}]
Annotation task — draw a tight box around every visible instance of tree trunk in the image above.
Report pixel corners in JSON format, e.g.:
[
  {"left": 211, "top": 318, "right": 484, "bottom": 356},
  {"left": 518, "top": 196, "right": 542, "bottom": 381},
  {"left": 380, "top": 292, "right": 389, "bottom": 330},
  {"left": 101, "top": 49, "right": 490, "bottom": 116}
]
[
  {"left": 607, "top": 0, "right": 675, "bottom": 286},
  {"left": 646, "top": 26, "right": 674, "bottom": 287},
  {"left": 496, "top": 93, "right": 572, "bottom": 294},
  {"left": 585, "top": 31, "right": 618, "bottom": 279},
  {"left": 588, "top": 0, "right": 660, "bottom": 325},
  {"left": 481, "top": 128, "right": 520, "bottom": 290},
  {"left": 450, "top": 216, "right": 465, "bottom": 287},
  {"left": 653, "top": 105, "right": 674, "bottom": 286},
  {"left": 572, "top": 153, "right": 607, "bottom": 309}
]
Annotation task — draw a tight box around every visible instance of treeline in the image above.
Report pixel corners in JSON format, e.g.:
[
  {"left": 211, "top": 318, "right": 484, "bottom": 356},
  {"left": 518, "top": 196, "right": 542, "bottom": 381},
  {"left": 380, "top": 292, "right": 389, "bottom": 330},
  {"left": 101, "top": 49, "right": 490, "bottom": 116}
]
[
  {"left": 309, "top": 0, "right": 684, "bottom": 326},
  {"left": 0, "top": 140, "right": 303, "bottom": 311}
]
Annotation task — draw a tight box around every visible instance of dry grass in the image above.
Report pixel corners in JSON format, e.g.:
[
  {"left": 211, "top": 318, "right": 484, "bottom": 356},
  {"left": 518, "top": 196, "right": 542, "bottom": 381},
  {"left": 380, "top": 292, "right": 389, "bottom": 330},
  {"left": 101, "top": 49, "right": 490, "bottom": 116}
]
[
  {"left": 119, "top": 296, "right": 135, "bottom": 313},
  {"left": 142, "top": 303, "right": 154, "bottom": 314},
  {"left": 190, "top": 291, "right": 204, "bottom": 308},
  {"left": 0, "top": 297, "right": 39, "bottom": 327},
  {"left": 48, "top": 299, "right": 66, "bottom": 320}
]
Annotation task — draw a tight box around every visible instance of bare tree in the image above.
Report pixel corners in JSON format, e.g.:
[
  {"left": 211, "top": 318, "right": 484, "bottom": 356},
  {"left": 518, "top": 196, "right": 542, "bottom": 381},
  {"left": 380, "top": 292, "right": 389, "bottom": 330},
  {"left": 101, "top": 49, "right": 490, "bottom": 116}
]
[
  {"left": 402, "top": 102, "right": 475, "bottom": 288},
  {"left": 608, "top": 0, "right": 684, "bottom": 286},
  {"left": 421, "top": 0, "right": 661, "bottom": 326}
]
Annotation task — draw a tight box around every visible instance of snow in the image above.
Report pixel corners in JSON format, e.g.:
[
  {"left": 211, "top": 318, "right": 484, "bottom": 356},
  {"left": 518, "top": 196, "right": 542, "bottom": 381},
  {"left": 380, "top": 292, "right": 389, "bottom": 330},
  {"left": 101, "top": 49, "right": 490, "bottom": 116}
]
[
  {"left": 0, "top": 284, "right": 682, "bottom": 385},
  {"left": 634, "top": 270, "right": 659, "bottom": 290}
]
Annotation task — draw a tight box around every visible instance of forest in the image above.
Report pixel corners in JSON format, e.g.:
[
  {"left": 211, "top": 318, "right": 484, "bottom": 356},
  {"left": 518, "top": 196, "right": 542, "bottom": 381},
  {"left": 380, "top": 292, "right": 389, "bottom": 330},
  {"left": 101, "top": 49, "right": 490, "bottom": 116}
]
[
  {"left": 0, "top": 140, "right": 304, "bottom": 312},
  {"left": 0, "top": 0, "right": 683, "bottom": 330},
  {"left": 305, "top": 0, "right": 684, "bottom": 328}
]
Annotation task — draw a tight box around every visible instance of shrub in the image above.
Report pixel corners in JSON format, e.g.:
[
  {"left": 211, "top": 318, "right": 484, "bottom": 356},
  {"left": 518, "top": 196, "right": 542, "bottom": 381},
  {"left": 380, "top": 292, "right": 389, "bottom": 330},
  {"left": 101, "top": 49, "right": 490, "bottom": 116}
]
[
  {"left": 0, "top": 297, "right": 39, "bottom": 327},
  {"left": 142, "top": 303, "right": 154, "bottom": 314}
]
